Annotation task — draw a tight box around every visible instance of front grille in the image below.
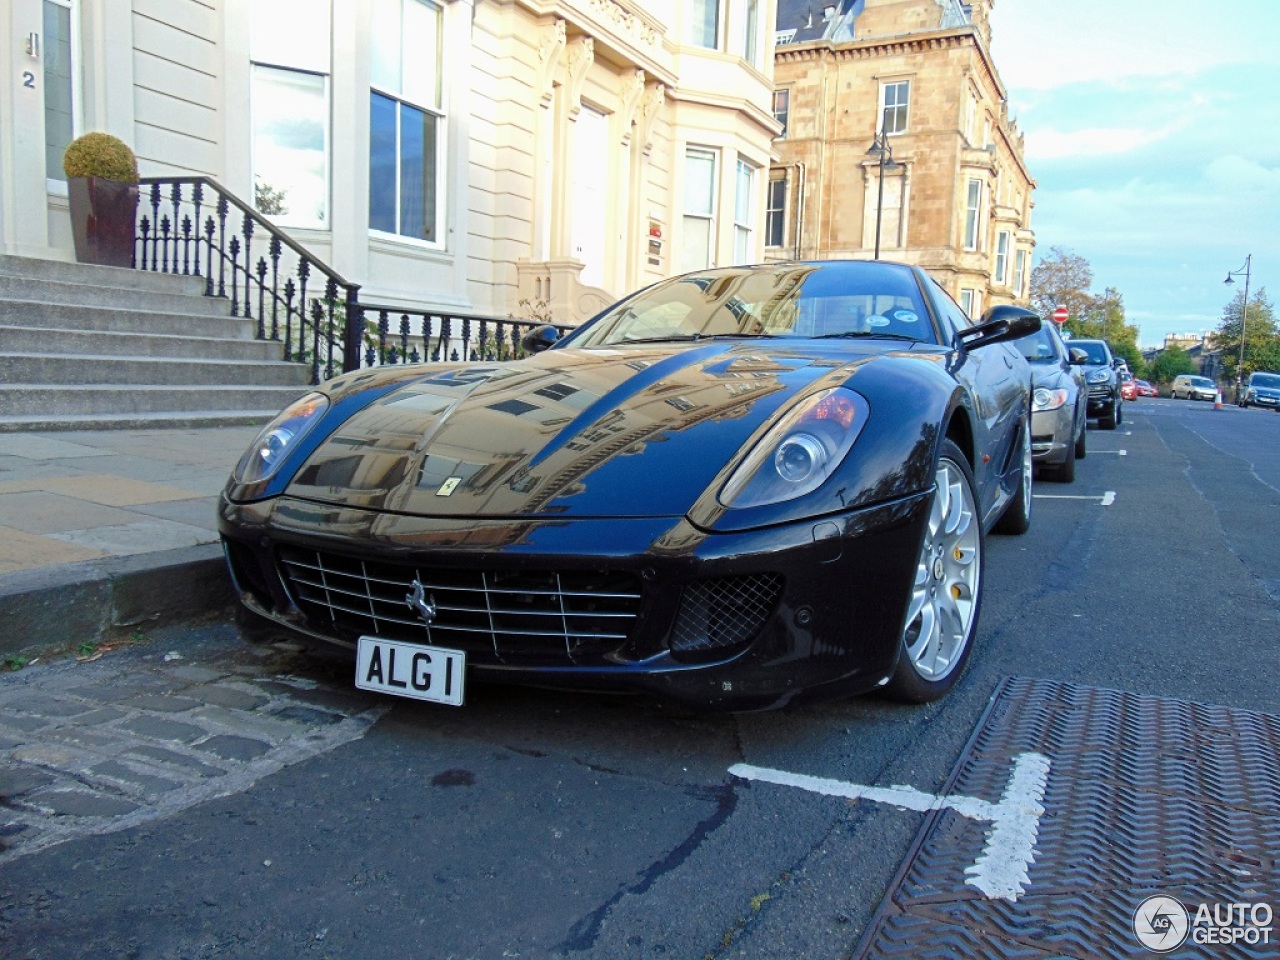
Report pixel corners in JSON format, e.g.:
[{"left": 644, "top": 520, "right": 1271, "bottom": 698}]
[
  {"left": 669, "top": 573, "right": 784, "bottom": 659},
  {"left": 1087, "top": 385, "right": 1111, "bottom": 399},
  {"left": 277, "top": 546, "right": 643, "bottom": 665}
]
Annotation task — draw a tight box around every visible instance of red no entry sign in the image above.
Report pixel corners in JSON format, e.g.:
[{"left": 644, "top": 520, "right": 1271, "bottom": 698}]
[{"left": 1052, "top": 306, "right": 1069, "bottom": 325}]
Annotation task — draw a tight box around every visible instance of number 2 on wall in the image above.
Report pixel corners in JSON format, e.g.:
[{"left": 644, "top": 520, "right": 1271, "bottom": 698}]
[{"left": 22, "top": 71, "right": 36, "bottom": 88}]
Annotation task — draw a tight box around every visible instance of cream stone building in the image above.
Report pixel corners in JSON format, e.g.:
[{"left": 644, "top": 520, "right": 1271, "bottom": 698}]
[
  {"left": 768, "top": 0, "right": 1035, "bottom": 318},
  {"left": 1, "top": 0, "right": 780, "bottom": 324}
]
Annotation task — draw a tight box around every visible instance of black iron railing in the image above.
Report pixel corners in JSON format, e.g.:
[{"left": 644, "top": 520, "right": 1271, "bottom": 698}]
[{"left": 133, "top": 177, "right": 570, "bottom": 382}]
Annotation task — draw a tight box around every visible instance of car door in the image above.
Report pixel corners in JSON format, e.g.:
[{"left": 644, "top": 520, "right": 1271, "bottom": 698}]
[{"left": 921, "top": 277, "right": 1021, "bottom": 513}]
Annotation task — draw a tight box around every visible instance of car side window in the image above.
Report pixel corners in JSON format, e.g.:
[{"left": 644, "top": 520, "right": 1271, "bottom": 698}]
[{"left": 920, "top": 276, "right": 972, "bottom": 342}]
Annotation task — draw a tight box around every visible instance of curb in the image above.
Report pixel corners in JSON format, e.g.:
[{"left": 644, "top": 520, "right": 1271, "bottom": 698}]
[{"left": 0, "top": 544, "right": 236, "bottom": 659}]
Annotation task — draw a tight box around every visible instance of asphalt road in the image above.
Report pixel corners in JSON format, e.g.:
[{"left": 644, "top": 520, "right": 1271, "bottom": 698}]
[{"left": 2, "top": 398, "right": 1278, "bottom": 960}]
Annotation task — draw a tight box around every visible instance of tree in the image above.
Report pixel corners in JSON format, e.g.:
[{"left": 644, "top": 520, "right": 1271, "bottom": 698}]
[
  {"left": 255, "top": 178, "right": 288, "bottom": 216},
  {"left": 1208, "top": 286, "right": 1280, "bottom": 384},
  {"left": 1030, "top": 247, "right": 1093, "bottom": 329},
  {"left": 1148, "top": 346, "right": 1196, "bottom": 384}
]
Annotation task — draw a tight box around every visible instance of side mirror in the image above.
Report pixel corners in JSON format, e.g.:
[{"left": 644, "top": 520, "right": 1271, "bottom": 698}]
[
  {"left": 958, "top": 305, "right": 1041, "bottom": 351},
  {"left": 520, "top": 324, "right": 561, "bottom": 354},
  {"left": 1067, "top": 348, "right": 1088, "bottom": 365}
]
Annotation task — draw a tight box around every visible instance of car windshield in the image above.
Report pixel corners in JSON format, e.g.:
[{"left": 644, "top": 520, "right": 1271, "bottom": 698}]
[
  {"left": 1015, "top": 325, "right": 1060, "bottom": 363},
  {"left": 1191, "top": 377, "right": 1214, "bottom": 387},
  {"left": 1069, "top": 341, "right": 1110, "bottom": 364},
  {"left": 562, "top": 262, "right": 938, "bottom": 348},
  {"left": 1251, "top": 373, "right": 1280, "bottom": 389}
]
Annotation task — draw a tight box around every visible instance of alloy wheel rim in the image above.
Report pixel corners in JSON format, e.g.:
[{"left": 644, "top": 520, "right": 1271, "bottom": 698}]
[{"left": 902, "top": 458, "right": 981, "bottom": 680}]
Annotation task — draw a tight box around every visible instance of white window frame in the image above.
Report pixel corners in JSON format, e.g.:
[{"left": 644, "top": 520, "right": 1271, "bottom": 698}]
[
  {"left": 733, "top": 157, "right": 755, "bottom": 264},
  {"left": 994, "top": 231, "right": 1010, "bottom": 284},
  {"left": 730, "top": 0, "right": 760, "bottom": 67},
  {"left": 43, "top": 0, "right": 82, "bottom": 192},
  {"left": 250, "top": 1, "right": 333, "bottom": 230},
  {"left": 687, "top": 0, "right": 721, "bottom": 50},
  {"left": 1014, "top": 249, "right": 1027, "bottom": 298},
  {"left": 367, "top": 0, "right": 446, "bottom": 248},
  {"left": 772, "top": 89, "right": 790, "bottom": 139},
  {"left": 963, "top": 178, "right": 983, "bottom": 250},
  {"left": 879, "top": 80, "right": 910, "bottom": 135},
  {"left": 765, "top": 175, "right": 787, "bottom": 249},
  {"left": 681, "top": 147, "right": 718, "bottom": 272}
]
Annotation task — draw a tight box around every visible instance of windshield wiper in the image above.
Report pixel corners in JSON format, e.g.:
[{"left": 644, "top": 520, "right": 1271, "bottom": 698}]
[
  {"left": 620, "top": 333, "right": 778, "bottom": 344},
  {"left": 815, "top": 331, "right": 921, "bottom": 342}
]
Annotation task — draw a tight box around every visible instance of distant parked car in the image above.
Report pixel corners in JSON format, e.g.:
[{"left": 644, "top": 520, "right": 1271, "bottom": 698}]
[
  {"left": 1134, "top": 379, "right": 1158, "bottom": 398},
  {"left": 1243, "top": 372, "right": 1280, "bottom": 410},
  {"left": 1015, "top": 320, "right": 1087, "bottom": 482},
  {"left": 1067, "top": 338, "right": 1122, "bottom": 429},
  {"left": 1171, "top": 375, "right": 1217, "bottom": 401},
  {"left": 1120, "top": 372, "right": 1136, "bottom": 401}
]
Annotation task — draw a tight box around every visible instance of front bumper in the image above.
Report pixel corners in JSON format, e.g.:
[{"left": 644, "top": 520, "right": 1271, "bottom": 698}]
[
  {"left": 1031, "top": 407, "right": 1073, "bottom": 465},
  {"left": 218, "top": 491, "right": 931, "bottom": 710},
  {"left": 1248, "top": 391, "right": 1280, "bottom": 407},
  {"left": 1085, "top": 386, "right": 1116, "bottom": 415}
]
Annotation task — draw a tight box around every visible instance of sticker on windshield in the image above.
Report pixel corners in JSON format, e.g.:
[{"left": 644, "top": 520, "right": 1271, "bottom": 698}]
[
  {"left": 892, "top": 310, "right": 919, "bottom": 324},
  {"left": 867, "top": 315, "right": 891, "bottom": 327}
]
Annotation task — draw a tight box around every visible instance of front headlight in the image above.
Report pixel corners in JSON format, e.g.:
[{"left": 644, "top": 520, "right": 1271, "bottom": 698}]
[
  {"left": 1087, "top": 369, "right": 1110, "bottom": 384},
  {"left": 232, "top": 392, "right": 329, "bottom": 484},
  {"left": 1033, "top": 387, "right": 1070, "bottom": 412},
  {"left": 719, "top": 388, "right": 869, "bottom": 508}
]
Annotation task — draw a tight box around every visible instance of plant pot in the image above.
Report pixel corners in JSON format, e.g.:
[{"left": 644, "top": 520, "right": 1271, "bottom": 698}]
[{"left": 68, "top": 176, "right": 139, "bottom": 267}]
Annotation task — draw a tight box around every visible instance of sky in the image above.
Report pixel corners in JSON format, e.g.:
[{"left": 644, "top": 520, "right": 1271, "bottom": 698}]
[{"left": 987, "top": 0, "right": 1280, "bottom": 348}]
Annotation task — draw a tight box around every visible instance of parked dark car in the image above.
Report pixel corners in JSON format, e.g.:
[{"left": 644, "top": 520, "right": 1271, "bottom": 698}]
[
  {"left": 1243, "top": 372, "right": 1280, "bottom": 410},
  {"left": 219, "top": 261, "right": 1039, "bottom": 711},
  {"left": 1015, "top": 320, "right": 1086, "bottom": 482},
  {"left": 1067, "top": 338, "right": 1122, "bottom": 429}
]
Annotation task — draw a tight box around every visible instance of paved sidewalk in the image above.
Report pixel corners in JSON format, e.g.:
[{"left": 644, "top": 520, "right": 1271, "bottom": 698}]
[
  {"left": 0, "top": 427, "right": 256, "bottom": 575},
  {"left": 0, "top": 426, "right": 263, "bottom": 658}
]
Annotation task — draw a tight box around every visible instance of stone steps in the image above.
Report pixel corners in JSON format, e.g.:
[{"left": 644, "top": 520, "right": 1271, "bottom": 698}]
[{"left": 0, "top": 254, "right": 312, "bottom": 431}]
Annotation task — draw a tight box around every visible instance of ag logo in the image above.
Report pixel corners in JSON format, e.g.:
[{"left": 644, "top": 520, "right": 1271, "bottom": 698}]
[{"left": 1133, "top": 895, "right": 1190, "bottom": 952}]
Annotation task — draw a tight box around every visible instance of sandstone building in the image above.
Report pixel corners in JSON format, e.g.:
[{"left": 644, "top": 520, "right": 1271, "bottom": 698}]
[{"left": 769, "top": 0, "right": 1035, "bottom": 317}]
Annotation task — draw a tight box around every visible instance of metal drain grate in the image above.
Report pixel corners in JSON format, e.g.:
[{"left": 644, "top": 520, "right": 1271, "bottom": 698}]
[{"left": 855, "top": 678, "right": 1280, "bottom": 960}]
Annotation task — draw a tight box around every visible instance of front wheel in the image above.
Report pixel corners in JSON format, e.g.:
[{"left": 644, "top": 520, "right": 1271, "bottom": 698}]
[
  {"left": 1074, "top": 418, "right": 1087, "bottom": 459},
  {"left": 884, "top": 438, "right": 984, "bottom": 703}
]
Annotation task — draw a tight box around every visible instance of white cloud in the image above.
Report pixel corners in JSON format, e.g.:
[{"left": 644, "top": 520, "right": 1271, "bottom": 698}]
[
  {"left": 1024, "top": 124, "right": 1187, "bottom": 161},
  {"left": 990, "top": 0, "right": 1277, "bottom": 95}
]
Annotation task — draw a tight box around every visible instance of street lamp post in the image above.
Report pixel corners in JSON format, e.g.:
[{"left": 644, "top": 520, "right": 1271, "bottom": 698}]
[
  {"left": 865, "top": 130, "right": 901, "bottom": 261},
  {"left": 1224, "top": 254, "right": 1252, "bottom": 405}
]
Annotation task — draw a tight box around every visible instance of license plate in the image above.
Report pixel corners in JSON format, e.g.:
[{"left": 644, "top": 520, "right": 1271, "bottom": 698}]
[{"left": 355, "top": 636, "right": 465, "bottom": 706}]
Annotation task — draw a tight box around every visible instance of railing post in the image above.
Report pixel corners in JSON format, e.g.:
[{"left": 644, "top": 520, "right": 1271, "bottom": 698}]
[{"left": 343, "top": 284, "right": 363, "bottom": 373}]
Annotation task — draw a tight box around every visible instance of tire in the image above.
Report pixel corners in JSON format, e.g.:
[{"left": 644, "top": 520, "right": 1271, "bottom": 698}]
[
  {"left": 884, "top": 438, "right": 983, "bottom": 703},
  {"left": 1116, "top": 398, "right": 1123, "bottom": 425},
  {"left": 1074, "top": 418, "right": 1087, "bottom": 459},
  {"left": 994, "top": 415, "right": 1032, "bottom": 535},
  {"left": 1049, "top": 449, "right": 1076, "bottom": 483},
  {"left": 1100, "top": 400, "right": 1118, "bottom": 430}
]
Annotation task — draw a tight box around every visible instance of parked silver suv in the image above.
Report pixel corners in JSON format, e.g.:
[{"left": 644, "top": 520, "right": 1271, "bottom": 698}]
[{"left": 1171, "top": 375, "right": 1218, "bottom": 402}]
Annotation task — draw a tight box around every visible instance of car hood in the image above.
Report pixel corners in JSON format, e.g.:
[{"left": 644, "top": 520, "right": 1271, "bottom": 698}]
[{"left": 281, "top": 342, "right": 915, "bottom": 519}]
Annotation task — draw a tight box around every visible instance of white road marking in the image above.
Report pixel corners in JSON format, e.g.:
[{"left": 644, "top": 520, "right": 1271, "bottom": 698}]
[
  {"left": 1091, "top": 449, "right": 1127, "bottom": 455},
  {"left": 1033, "top": 490, "right": 1117, "bottom": 506},
  {"left": 730, "top": 751, "right": 1052, "bottom": 903}
]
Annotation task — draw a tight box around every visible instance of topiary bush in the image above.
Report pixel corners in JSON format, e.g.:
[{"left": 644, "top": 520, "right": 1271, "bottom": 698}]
[{"left": 62, "top": 132, "right": 139, "bottom": 184}]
